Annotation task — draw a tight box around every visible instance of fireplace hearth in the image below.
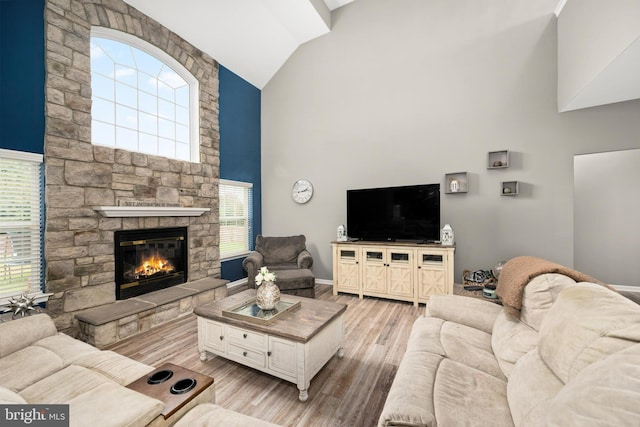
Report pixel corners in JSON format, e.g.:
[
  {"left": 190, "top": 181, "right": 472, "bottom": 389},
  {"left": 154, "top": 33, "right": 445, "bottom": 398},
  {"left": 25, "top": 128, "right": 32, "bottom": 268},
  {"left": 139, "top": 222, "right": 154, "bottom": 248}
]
[{"left": 114, "top": 227, "right": 188, "bottom": 300}]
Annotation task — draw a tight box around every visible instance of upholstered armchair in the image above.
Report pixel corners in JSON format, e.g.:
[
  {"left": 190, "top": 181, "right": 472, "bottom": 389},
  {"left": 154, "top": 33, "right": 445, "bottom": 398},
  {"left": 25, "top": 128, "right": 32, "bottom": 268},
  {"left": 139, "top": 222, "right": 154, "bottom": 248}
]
[{"left": 242, "top": 235, "right": 313, "bottom": 288}]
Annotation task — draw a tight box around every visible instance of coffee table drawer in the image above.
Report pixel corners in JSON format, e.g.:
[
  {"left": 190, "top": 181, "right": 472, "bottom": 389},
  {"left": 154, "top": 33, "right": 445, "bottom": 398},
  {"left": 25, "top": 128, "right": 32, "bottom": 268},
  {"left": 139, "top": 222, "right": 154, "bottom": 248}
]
[
  {"left": 228, "top": 343, "right": 266, "bottom": 368},
  {"left": 227, "top": 325, "right": 267, "bottom": 350}
]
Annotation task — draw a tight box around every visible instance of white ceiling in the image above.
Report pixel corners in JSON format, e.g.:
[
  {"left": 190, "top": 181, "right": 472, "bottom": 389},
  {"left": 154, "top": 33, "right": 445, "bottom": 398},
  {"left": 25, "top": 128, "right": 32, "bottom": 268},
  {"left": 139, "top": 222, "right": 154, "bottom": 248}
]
[{"left": 123, "top": 0, "right": 355, "bottom": 89}]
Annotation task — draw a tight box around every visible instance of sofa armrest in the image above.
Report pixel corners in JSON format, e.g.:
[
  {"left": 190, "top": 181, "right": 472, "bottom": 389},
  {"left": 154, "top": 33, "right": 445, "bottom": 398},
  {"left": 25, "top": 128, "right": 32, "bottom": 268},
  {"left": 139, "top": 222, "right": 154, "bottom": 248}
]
[
  {"left": 0, "top": 313, "right": 58, "bottom": 358},
  {"left": 426, "top": 295, "right": 502, "bottom": 335},
  {"left": 242, "top": 252, "right": 264, "bottom": 288},
  {"left": 297, "top": 250, "right": 313, "bottom": 270}
]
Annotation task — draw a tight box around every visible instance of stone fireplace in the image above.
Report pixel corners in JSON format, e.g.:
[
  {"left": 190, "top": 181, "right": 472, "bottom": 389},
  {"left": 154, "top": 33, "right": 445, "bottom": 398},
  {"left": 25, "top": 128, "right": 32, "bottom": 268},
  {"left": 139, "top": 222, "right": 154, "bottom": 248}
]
[
  {"left": 114, "top": 227, "right": 188, "bottom": 300},
  {"left": 43, "top": 0, "right": 224, "bottom": 337}
]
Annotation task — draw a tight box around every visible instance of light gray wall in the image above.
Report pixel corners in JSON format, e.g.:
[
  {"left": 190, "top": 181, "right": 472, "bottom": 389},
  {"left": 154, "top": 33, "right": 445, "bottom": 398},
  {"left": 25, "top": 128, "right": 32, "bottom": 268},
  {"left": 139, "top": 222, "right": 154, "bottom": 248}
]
[
  {"left": 557, "top": 0, "right": 640, "bottom": 111},
  {"left": 574, "top": 149, "right": 640, "bottom": 287},
  {"left": 261, "top": 0, "right": 640, "bottom": 283}
]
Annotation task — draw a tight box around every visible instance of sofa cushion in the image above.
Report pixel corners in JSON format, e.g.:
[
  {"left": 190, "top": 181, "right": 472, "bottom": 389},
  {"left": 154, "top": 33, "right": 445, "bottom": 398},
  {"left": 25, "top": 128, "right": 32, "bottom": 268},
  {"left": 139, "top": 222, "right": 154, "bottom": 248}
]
[
  {"left": 546, "top": 342, "right": 640, "bottom": 426},
  {"left": 20, "top": 365, "right": 164, "bottom": 427},
  {"left": 378, "top": 315, "right": 510, "bottom": 427},
  {"left": 410, "top": 316, "right": 505, "bottom": 380},
  {"left": 518, "top": 273, "right": 577, "bottom": 331},
  {"left": 439, "top": 322, "right": 505, "bottom": 380},
  {"left": 426, "top": 294, "right": 502, "bottom": 335},
  {"left": 405, "top": 317, "right": 447, "bottom": 354},
  {"left": 434, "top": 359, "right": 512, "bottom": 427},
  {"left": 256, "top": 235, "right": 306, "bottom": 265},
  {"left": 507, "top": 349, "right": 563, "bottom": 426},
  {"left": 0, "top": 385, "right": 27, "bottom": 404},
  {"left": 33, "top": 333, "right": 100, "bottom": 366},
  {"left": 0, "top": 345, "right": 63, "bottom": 392},
  {"left": 0, "top": 313, "right": 57, "bottom": 358},
  {"left": 20, "top": 365, "right": 119, "bottom": 403},
  {"left": 174, "top": 403, "right": 282, "bottom": 427},
  {"left": 491, "top": 273, "right": 578, "bottom": 378},
  {"left": 538, "top": 283, "right": 640, "bottom": 384},
  {"left": 491, "top": 311, "right": 538, "bottom": 378},
  {"left": 73, "top": 350, "right": 155, "bottom": 386},
  {"left": 69, "top": 383, "right": 163, "bottom": 427}
]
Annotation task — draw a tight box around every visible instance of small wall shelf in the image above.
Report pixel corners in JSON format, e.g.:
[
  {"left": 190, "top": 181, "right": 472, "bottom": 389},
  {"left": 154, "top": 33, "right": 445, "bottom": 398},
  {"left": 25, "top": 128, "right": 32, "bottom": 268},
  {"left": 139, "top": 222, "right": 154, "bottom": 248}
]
[
  {"left": 488, "top": 150, "right": 509, "bottom": 169},
  {"left": 445, "top": 172, "right": 468, "bottom": 194},
  {"left": 501, "top": 181, "right": 519, "bottom": 196}
]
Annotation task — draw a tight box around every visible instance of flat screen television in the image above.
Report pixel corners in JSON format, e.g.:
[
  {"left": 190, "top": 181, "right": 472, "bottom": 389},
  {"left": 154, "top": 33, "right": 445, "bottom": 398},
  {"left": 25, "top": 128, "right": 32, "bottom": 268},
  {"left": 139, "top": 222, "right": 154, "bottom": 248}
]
[{"left": 347, "top": 184, "right": 440, "bottom": 243}]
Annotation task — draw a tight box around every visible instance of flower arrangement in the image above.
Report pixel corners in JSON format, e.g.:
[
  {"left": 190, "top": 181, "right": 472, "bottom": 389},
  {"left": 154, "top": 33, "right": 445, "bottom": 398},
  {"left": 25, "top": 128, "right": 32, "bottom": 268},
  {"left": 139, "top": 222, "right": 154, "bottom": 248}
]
[{"left": 255, "top": 266, "right": 277, "bottom": 286}]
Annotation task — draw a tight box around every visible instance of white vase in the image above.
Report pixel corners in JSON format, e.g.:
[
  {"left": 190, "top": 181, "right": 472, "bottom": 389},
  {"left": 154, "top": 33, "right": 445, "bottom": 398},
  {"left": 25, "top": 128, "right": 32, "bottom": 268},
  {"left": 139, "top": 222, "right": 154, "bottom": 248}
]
[{"left": 256, "top": 281, "right": 280, "bottom": 310}]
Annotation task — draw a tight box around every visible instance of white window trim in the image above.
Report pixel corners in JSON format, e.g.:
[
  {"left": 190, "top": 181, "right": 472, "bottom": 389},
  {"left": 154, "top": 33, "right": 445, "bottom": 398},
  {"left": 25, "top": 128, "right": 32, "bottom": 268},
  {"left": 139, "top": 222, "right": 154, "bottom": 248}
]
[
  {"left": 0, "top": 149, "right": 51, "bottom": 307},
  {"left": 220, "top": 179, "right": 253, "bottom": 188},
  {"left": 219, "top": 179, "right": 253, "bottom": 261},
  {"left": 91, "top": 26, "right": 200, "bottom": 163}
]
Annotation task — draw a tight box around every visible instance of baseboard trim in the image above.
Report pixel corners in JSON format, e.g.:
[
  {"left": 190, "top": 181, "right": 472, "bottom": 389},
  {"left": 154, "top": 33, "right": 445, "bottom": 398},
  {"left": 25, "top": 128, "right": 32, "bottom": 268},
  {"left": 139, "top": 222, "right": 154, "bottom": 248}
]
[
  {"left": 612, "top": 284, "right": 640, "bottom": 294},
  {"left": 227, "top": 278, "right": 248, "bottom": 288}
]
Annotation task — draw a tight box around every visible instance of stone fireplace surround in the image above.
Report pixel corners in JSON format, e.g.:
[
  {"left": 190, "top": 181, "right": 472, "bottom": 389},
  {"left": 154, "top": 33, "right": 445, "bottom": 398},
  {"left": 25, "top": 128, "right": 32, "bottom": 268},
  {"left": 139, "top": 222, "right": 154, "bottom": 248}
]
[{"left": 44, "top": 0, "right": 226, "bottom": 339}]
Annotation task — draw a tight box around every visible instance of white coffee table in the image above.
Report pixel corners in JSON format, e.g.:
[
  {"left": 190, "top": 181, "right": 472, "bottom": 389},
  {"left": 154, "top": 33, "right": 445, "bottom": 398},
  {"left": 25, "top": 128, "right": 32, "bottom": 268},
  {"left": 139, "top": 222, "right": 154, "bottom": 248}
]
[{"left": 195, "top": 290, "right": 346, "bottom": 401}]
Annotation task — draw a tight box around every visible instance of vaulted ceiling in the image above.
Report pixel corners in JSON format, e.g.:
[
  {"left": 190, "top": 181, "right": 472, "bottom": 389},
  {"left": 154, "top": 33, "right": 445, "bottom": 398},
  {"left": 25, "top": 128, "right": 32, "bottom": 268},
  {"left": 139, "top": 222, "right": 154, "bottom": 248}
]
[{"left": 123, "top": 0, "right": 355, "bottom": 89}]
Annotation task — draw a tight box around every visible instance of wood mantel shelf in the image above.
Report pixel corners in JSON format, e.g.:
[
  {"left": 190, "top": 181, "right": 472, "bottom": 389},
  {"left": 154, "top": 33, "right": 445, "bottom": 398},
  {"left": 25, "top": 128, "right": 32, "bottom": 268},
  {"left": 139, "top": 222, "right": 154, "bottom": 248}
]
[{"left": 93, "top": 206, "right": 210, "bottom": 217}]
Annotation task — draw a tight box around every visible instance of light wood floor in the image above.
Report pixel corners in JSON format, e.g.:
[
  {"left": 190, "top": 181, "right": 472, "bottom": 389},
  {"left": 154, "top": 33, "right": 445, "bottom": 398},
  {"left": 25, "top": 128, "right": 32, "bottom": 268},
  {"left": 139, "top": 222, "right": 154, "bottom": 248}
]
[{"left": 107, "top": 284, "right": 424, "bottom": 426}]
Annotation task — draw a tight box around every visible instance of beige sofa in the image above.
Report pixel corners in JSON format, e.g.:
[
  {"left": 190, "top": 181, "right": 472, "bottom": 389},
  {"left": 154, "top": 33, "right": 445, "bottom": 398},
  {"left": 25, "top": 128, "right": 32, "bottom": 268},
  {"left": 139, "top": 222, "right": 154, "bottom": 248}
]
[
  {"left": 378, "top": 257, "right": 640, "bottom": 426},
  {"left": 0, "top": 313, "right": 279, "bottom": 427}
]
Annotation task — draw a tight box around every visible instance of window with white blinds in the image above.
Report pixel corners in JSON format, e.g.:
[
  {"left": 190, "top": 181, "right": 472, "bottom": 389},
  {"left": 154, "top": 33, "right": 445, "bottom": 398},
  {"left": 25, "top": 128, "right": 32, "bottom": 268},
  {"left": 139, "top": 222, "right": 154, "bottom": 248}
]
[
  {"left": 219, "top": 179, "right": 253, "bottom": 259},
  {"left": 0, "top": 149, "right": 44, "bottom": 300}
]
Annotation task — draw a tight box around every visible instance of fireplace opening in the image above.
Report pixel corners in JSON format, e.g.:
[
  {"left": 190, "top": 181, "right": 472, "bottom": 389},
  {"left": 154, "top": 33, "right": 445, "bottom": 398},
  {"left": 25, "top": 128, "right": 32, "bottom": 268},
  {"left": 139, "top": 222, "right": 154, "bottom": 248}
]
[{"left": 114, "top": 227, "right": 188, "bottom": 300}]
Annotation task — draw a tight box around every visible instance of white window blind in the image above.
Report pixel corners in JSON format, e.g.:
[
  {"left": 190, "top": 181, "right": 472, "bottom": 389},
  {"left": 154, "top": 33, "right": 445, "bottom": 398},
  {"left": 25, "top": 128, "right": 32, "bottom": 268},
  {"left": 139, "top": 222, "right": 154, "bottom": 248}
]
[
  {"left": 219, "top": 179, "right": 253, "bottom": 259},
  {"left": 0, "top": 149, "right": 44, "bottom": 300}
]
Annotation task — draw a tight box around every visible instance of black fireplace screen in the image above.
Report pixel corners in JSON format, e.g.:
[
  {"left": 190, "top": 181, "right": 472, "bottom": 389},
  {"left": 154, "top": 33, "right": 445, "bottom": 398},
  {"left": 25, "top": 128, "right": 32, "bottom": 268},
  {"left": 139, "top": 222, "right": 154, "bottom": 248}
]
[{"left": 114, "top": 227, "right": 188, "bottom": 300}]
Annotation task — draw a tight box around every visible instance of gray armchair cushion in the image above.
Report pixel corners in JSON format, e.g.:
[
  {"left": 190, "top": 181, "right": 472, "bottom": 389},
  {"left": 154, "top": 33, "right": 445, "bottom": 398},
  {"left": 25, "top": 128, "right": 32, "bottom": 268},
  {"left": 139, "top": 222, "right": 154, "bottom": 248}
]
[{"left": 256, "top": 235, "right": 307, "bottom": 264}]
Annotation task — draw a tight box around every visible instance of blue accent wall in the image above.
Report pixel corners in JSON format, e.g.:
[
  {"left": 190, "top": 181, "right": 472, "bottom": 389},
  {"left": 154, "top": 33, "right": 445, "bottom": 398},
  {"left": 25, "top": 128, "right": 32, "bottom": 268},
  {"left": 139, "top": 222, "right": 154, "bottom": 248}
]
[
  {"left": 0, "top": 0, "right": 45, "bottom": 154},
  {"left": 0, "top": 3, "right": 260, "bottom": 283},
  {"left": 218, "top": 65, "right": 262, "bottom": 282}
]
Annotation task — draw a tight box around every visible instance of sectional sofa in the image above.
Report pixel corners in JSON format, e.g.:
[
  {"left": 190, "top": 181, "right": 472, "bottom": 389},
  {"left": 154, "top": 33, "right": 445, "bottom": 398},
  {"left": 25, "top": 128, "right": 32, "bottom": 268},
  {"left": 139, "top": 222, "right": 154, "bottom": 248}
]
[
  {"left": 378, "top": 256, "right": 640, "bottom": 426},
  {"left": 0, "top": 312, "right": 278, "bottom": 427}
]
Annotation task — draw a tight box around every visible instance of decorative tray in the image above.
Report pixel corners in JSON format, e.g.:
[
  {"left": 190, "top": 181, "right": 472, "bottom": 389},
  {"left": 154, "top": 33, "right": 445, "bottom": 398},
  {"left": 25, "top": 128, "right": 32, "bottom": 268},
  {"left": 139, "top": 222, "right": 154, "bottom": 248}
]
[{"left": 222, "top": 297, "right": 301, "bottom": 325}]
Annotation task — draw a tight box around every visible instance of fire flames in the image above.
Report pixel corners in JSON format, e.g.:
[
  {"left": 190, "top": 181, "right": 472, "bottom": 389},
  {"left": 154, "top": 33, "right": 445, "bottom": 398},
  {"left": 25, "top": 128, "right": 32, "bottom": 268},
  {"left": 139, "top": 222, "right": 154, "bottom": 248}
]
[{"left": 133, "top": 253, "right": 175, "bottom": 278}]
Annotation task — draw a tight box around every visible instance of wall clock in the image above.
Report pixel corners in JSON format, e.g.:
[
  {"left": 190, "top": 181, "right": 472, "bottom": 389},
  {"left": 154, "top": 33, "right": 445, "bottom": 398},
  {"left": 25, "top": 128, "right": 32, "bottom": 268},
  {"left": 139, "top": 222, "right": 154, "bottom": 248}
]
[{"left": 292, "top": 179, "right": 314, "bottom": 204}]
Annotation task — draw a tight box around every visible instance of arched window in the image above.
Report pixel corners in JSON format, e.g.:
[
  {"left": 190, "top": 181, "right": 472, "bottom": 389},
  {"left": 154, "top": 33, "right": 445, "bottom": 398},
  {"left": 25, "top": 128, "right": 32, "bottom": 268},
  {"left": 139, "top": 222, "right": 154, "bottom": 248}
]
[{"left": 90, "top": 27, "right": 199, "bottom": 162}]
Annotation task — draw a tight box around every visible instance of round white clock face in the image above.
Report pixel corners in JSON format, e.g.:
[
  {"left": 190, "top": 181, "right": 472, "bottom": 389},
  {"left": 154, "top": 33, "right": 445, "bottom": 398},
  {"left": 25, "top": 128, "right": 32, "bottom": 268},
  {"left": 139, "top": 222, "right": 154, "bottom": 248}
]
[{"left": 292, "top": 179, "right": 313, "bottom": 204}]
